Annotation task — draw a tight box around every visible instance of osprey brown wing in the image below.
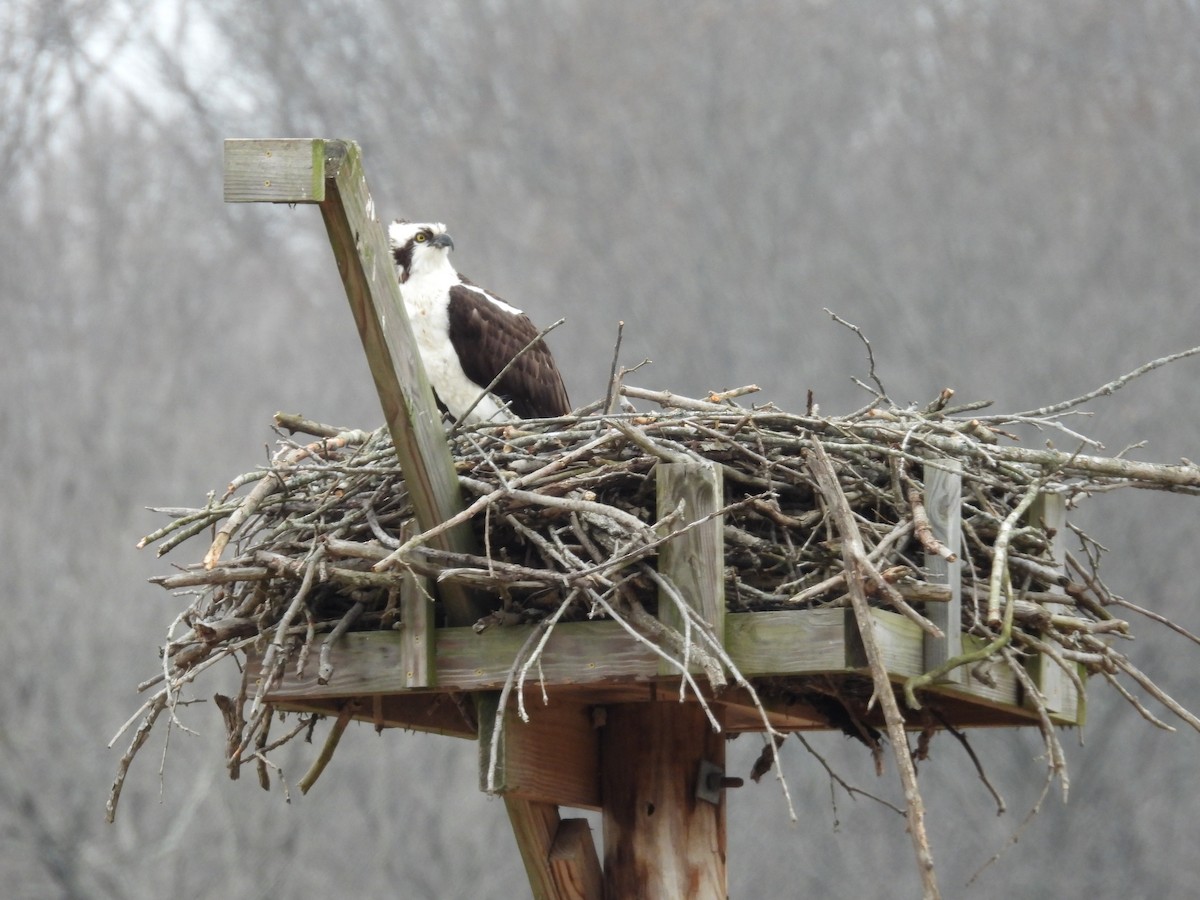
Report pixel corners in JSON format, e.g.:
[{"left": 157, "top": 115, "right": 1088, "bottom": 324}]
[{"left": 446, "top": 284, "right": 570, "bottom": 419}]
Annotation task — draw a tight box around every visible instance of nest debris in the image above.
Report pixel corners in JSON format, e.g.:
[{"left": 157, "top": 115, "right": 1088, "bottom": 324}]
[{"left": 109, "top": 350, "right": 1200, "bottom": 891}]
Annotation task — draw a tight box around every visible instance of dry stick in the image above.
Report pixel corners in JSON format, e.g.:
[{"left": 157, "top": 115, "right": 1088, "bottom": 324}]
[
  {"left": 907, "top": 484, "right": 958, "bottom": 562},
  {"left": 649, "top": 572, "right": 799, "bottom": 822},
  {"left": 373, "top": 430, "right": 623, "bottom": 571},
  {"left": 273, "top": 412, "right": 347, "bottom": 438},
  {"left": 783, "top": 521, "right": 913, "bottom": 605},
  {"left": 927, "top": 710, "right": 1006, "bottom": 815},
  {"left": 824, "top": 307, "right": 890, "bottom": 402},
  {"left": 298, "top": 700, "right": 359, "bottom": 794},
  {"left": 450, "top": 317, "right": 566, "bottom": 430},
  {"left": 512, "top": 589, "right": 583, "bottom": 723},
  {"left": 485, "top": 616, "right": 566, "bottom": 792},
  {"left": 1107, "top": 595, "right": 1200, "bottom": 646},
  {"left": 1099, "top": 670, "right": 1175, "bottom": 730},
  {"left": 202, "top": 430, "right": 368, "bottom": 569},
  {"left": 807, "top": 438, "right": 939, "bottom": 900},
  {"left": 793, "top": 732, "right": 906, "bottom": 816},
  {"left": 986, "top": 483, "right": 1045, "bottom": 627},
  {"left": 317, "top": 600, "right": 365, "bottom": 685},
  {"left": 602, "top": 320, "right": 625, "bottom": 415},
  {"left": 1002, "top": 646, "right": 1069, "bottom": 801},
  {"left": 1098, "top": 646, "right": 1200, "bottom": 733},
  {"left": 106, "top": 692, "right": 168, "bottom": 823},
  {"left": 1003, "top": 344, "right": 1200, "bottom": 419},
  {"left": 587, "top": 587, "right": 721, "bottom": 732},
  {"left": 250, "top": 544, "right": 326, "bottom": 719}
]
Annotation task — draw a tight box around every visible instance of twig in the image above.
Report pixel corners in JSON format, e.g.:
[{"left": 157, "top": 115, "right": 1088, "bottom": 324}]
[
  {"left": 807, "top": 438, "right": 940, "bottom": 899},
  {"left": 298, "top": 700, "right": 358, "bottom": 794},
  {"left": 824, "top": 308, "right": 890, "bottom": 402},
  {"left": 1005, "top": 344, "right": 1200, "bottom": 418},
  {"left": 603, "top": 320, "right": 625, "bottom": 415}
]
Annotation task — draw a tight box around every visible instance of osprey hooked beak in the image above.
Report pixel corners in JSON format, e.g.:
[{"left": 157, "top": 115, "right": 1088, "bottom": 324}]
[{"left": 429, "top": 232, "right": 454, "bottom": 251}]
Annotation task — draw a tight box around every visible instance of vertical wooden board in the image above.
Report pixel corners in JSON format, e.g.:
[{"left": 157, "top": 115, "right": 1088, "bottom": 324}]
[
  {"left": 601, "top": 702, "right": 726, "bottom": 900},
  {"left": 223, "top": 138, "right": 326, "bottom": 203},
  {"left": 549, "top": 818, "right": 604, "bottom": 900},
  {"left": 656, "top": 462, "right": 724, "bottom": 676},
  {"left": 922, "top": 459, "right": 963, "bottom": 679},
  {"left": 316, "top": 139, "right": 486, "bottom": 627},
  {"left": 399, "top": 568, "right": 436, "bottom": 688},
  {"left": 723, "top": 608, "right": 849, "bottom": 674},
  {"left": 1025, "top": 492, "right": 1079, "bottom": 719},
  {"left": 479, "top": 695, "right": 601, "bottom": 810}
]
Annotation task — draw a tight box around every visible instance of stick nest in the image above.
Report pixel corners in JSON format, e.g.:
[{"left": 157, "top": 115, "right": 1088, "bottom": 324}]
[{"left": 111, "top": 375, "right": 1200, "bottom": 830}]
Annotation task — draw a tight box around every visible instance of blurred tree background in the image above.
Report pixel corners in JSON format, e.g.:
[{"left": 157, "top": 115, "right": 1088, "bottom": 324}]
[{"left": 2, "top": 1, "right": 1198, "bottom": 897}]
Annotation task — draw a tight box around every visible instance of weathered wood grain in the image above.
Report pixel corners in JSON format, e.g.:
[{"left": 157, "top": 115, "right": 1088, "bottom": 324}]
[
  {"left": 923, "top": 459, "right": 963, "bottom": 677},
  {"left": 223, "top": 138, "right": 326, "bottom": 203}
]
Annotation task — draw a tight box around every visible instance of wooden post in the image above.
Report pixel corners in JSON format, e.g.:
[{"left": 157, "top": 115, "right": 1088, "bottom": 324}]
[
  {"left": 656, "top": 460, "right": 725, "bottom": 668},
  {"left": 601, "top": 702, "right": 726, "bottom": 899},
  {"left": 1026, "top": 492, "right": 1079, "bottom": 719},
  {"left": 397, "top": 522, "right": 436, "bottom": 689},
  {"left": 922, "top": 459, "right": 962, "bottom": 680},
  {"left": 600, "top": 460, "right": 727, "bottom": 899}
]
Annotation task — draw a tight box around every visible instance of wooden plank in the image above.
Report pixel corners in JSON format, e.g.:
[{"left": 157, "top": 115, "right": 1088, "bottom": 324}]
[
  {"left": 549, "top": 819, "right": 603, "bottom": 900},
  {"left": 601, "top": 701, "right": 726, "bottom": 899},
  {"left": 223, "top": 138, "right": 326, "bottom": 203},
  {"left": 711, "top": 686, "right": 827, "bottom": 733},
  {"left": 504, "top": 798, "right": 566, "bottom": 900},
  {"left": 266, "top": 694, "right": 476, "bottom": 738},
  {"left": 478, "top": 695, "right": 601, "bottom": 810},
  {"left": 439, "top": 621, "right": 658, "bottom": 690},
  {"left": 922, "top": 459, "right": 963, "bottom": 679},
  {"left": 656, "top": 462, "right": 725, "bottom": 652},
  {"left": 723, "top": 608, "right": 848, "bottom": 675},
  {"left": 398, "top": 523, "right": 436, "bottom": 688},
  {"left": 848, "top": 609, "right": 1022, "bottom": 709},
  {"left": 1024, "top": 492, "right": 1082, "bottom": 722},
  {"left": 252, "top": 607, "right": 1025, "bottom": 712},
  {"left": 313, "top": 139, "right": 487, "bottom": 629}
]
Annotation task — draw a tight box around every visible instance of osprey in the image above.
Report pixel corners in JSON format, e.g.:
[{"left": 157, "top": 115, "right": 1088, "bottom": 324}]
[{"left": 388, "top": 220, "right": 570, "bottom": 424}]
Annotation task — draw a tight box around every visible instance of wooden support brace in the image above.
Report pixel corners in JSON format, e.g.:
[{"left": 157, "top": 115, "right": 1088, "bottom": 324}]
[{"left": 549, "top": 818, "right": 604, "bottom": 900}]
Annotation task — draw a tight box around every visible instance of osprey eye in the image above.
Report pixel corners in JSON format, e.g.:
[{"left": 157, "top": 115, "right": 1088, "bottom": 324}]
[{"left": 414, "top": 233, "right": 428, "bottom": 243}]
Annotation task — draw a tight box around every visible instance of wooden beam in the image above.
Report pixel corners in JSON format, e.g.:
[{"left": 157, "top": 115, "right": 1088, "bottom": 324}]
[
  {"left": 251, "top": 606, "right": 1042, "bottom": 717},
  {"left": 478, "top": 695, "right": 601, "bottom": 810},
  {"left": 549, "top": 818, "right": 603, "bottom": 900},
  {"left": 223, "top": 138, "right": 326, "bottom": 203},
  {"left": 922, "top": 459, "right": 963, "bottom": 679},
  {"left": 505, "top": 799, "right": 567, "bottom": 900},
  {"left": 601, "top": 701, "right": 726, "bottom": 899},
  {"left": 311, "top": 139, "right": 488, "bottom": 628}
]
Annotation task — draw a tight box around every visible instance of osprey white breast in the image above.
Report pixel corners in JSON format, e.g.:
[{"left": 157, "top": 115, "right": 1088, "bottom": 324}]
[{"left": 388, "top": 220, "right": 570, "bottom": 424}]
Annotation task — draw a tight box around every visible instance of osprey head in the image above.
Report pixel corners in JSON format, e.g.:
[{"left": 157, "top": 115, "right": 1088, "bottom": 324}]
[{"left": 389, "top": 220, "right": 455, "bottom": 283}]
